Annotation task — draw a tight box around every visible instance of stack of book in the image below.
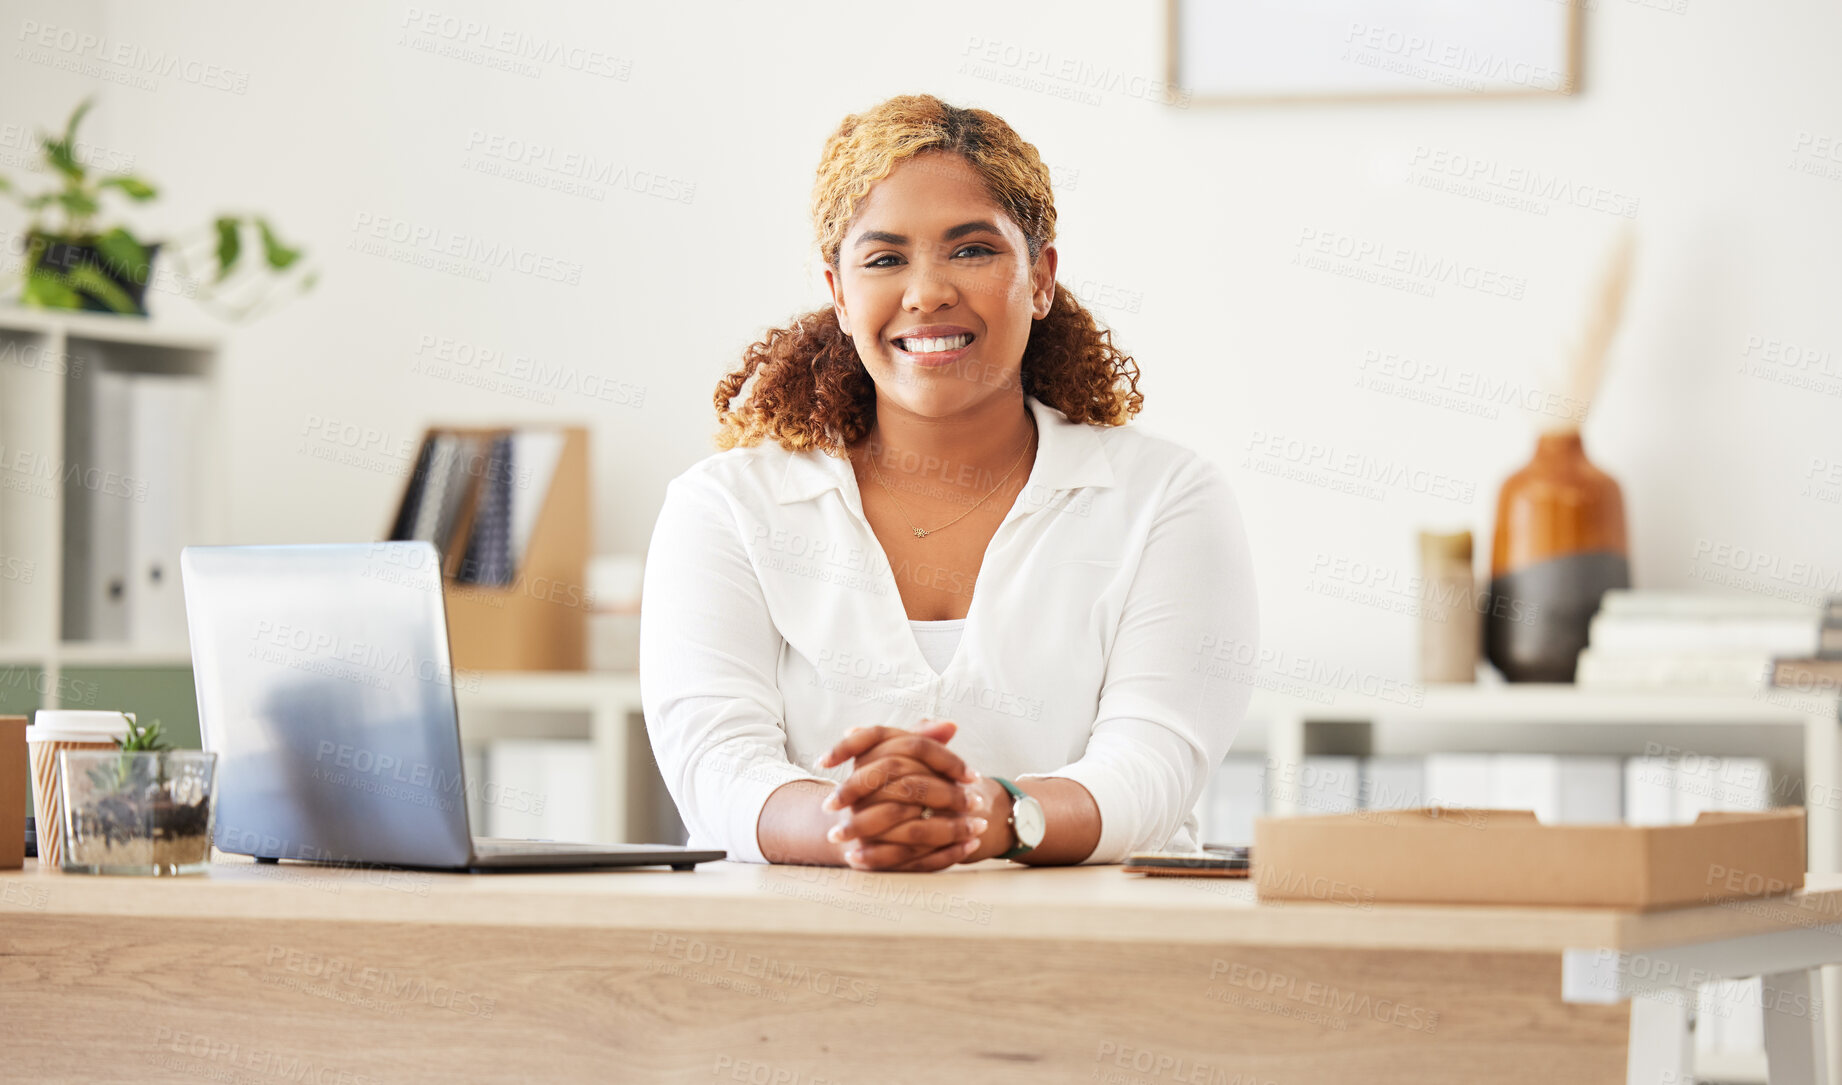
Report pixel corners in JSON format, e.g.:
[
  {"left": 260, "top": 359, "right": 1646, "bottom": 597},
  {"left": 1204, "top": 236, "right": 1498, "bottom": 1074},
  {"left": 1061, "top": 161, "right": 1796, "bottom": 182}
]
[{"left": 1573, "top": 590, "right": 1828, "bottom": 691}]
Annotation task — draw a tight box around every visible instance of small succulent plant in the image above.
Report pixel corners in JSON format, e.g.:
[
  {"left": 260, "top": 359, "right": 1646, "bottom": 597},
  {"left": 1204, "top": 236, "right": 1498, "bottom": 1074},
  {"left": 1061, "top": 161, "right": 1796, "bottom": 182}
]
[
  {"left": 116, "top": 713, "right": 171, "bottom": 753},
  {"left": 86, "top": 712, "right": 173, "bottom": 794}
]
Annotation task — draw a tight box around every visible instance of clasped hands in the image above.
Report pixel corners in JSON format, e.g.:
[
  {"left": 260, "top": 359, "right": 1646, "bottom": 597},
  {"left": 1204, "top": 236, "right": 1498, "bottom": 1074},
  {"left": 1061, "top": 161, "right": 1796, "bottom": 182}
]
[{"left": 816, "top": 720, "right": 997, "bottom": 872}]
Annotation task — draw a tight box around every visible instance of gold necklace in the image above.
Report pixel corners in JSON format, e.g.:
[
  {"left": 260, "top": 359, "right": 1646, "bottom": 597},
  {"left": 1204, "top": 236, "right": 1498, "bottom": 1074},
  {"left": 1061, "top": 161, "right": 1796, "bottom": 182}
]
[{"left": 864, "top": 417, "right": 1036, "bottom": 539}]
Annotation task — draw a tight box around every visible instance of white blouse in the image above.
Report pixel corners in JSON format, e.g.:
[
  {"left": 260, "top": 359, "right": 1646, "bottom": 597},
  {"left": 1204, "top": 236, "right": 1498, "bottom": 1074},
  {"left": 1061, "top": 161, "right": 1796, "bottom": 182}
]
[{"left": 639, "top": 393, "right": 1260, "bottom": 864}]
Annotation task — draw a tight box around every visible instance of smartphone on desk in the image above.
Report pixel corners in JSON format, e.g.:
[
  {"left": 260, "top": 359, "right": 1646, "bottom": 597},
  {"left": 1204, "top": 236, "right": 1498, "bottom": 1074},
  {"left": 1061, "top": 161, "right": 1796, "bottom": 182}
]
[{"left": 1123, "top": 843, "right": 1250, "bottom": 878}]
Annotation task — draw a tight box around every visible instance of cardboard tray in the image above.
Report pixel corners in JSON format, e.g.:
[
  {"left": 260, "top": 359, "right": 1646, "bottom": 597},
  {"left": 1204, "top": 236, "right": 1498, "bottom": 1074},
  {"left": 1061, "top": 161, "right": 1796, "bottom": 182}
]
[{"left": 1253, "top": 806, "right": 1805, "bottom": 911}]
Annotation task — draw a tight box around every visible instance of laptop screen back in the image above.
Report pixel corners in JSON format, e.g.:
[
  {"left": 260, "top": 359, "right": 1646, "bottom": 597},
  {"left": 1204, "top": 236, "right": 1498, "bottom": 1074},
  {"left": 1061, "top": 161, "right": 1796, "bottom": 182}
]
[{"left": 180, "top": 542, "right": 475, "bottom": 868}]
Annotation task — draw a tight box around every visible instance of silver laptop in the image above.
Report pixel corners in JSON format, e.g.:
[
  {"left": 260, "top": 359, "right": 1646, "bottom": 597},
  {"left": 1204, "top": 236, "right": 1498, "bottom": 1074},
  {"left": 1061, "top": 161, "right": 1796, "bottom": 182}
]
[{"left": 180, "top": 542, "right": 723, "bottom": 872}]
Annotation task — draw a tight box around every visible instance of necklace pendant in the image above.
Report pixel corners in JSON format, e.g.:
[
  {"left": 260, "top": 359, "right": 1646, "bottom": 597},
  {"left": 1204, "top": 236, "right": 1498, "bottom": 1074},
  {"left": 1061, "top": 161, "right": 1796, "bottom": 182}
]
[{"left": 912, "top": 528, "right": 928, "bottom": 538}]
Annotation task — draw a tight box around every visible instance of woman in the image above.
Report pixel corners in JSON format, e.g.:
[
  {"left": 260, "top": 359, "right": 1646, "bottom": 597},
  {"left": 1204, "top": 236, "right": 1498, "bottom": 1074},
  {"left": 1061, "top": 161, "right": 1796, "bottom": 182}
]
[{"left": 641, "top": 94, "right": 1258, "bottom": 872}]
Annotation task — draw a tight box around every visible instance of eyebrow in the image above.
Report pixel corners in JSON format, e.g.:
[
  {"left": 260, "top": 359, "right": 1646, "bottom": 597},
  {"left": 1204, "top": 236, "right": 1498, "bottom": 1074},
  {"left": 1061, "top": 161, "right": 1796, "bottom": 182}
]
[{"left": 852, "top": 220, "right": 1003, "bottom": 251}]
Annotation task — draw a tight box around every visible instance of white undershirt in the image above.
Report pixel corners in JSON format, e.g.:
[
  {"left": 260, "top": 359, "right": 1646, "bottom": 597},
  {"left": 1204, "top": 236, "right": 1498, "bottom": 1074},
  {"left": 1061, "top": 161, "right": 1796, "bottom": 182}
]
[{"left": 907, "top": 618, "right": 967, "bottom": 674}]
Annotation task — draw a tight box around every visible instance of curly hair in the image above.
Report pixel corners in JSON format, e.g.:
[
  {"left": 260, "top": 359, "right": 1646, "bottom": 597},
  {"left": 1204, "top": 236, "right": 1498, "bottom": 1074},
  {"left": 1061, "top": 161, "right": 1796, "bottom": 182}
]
[{"left": 713, "top": 94, "right": 1143, "bottom": 456}]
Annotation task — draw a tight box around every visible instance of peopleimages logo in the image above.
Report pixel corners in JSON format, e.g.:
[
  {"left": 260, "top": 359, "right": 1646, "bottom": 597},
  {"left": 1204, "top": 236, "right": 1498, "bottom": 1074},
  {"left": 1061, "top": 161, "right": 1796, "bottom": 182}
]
[
  {"left": 1208, "top": 960, "right": 1441, "bottom": 1032},
  {"left": 1243, "top": 429, "right": 1476, "bottom": 504}
]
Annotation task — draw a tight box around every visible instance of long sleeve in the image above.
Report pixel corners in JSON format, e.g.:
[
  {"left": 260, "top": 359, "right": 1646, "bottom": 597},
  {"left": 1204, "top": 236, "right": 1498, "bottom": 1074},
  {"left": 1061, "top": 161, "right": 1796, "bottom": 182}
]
[
  {"left": 639, "top": 471, "right": 830, "bottom": 863},
  {"left": 1015, "top": 455, "right": 1259, "bottom": 863}
]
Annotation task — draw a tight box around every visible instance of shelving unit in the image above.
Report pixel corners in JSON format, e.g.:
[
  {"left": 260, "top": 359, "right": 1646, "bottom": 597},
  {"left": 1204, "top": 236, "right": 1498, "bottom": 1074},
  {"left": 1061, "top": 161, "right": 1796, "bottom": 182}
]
[
  {"left": 452, "top": 670, "right": 676, "bottom": 845},
  {"left": 1250, "top": 684, "right": 1842, "bottom": 873},
  {"left": 0, "top": 306, "right": 224, "bottom": 704},
  {"left": 1241, "top": 683, "right": 1842, "bottom": 1085}
]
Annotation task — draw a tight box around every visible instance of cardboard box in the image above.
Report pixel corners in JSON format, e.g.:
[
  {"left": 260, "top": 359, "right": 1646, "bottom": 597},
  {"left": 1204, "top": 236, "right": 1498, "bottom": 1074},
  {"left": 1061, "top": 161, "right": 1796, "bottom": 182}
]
[
  {"left": 1253, "top": 806, "right": 1805, "bottom": 911},
  {"left": 0, "top": 715, "right": 25, "bottom": 870}
]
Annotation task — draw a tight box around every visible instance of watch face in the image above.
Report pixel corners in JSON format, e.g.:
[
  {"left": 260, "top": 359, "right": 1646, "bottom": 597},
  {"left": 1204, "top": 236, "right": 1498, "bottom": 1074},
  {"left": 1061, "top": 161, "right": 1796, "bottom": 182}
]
[{"left": 1013, "top": 795, "right": 1047, "bottom": 848}]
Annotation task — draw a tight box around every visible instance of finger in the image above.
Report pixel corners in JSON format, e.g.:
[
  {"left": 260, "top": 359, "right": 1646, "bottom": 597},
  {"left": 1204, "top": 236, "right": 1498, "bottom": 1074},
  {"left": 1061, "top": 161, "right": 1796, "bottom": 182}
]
[
  {"left": 817, "top": 726, "right": 913, "bottom": 769},
  {"left": 854, "top": 733, "right": 975, "bottom": 785},
  {"left": 872, "top": 814, "right": 987, "bottom": 849},
  {"left": 913, "top": 719, "right": 957, "bottom": 744},
  {"left": 841, "top": 839, "right": 934, "bottom": 870},
  {"left": 888, "top": 838, "right": 982, "bottom": 872},
  {"left": 828, "top": 801, "right": 924, "bottom": 844},
  {"left": 855, "top": 775, "right": 975, "bottom": 812},
  {"left": 823, "top": 756, "right": 939, "bottom": 811},
  {"left": 817, "top": 720, "right": 957, "bottom": 769}
]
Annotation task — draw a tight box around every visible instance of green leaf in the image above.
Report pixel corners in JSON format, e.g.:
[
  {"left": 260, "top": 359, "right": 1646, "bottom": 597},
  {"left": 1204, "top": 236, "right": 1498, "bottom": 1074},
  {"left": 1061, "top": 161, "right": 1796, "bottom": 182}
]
[
  {"left": 0, "top": 175, "right": 12, "bottom": 194},
  {"left": 65, "top": 262, "right": 138, "bottom": 314},
  {"left": 214, "top": 216, "right": 241, "bottom": 282},
  {"left": 94, "top": 227, "right": 149, "bottom": 279},
  {"left": 45, "top": 137, "right": 81, "bottom": 181},
  {"left": 113, "top": 713, "right": 172, "bottom": 752},
  {"left": 99, "top": 175, "right": 157, "bottom": 201},
  {"left": 56, "top": 188, "right": 98, "bottom": 219},
  {"left": 22, "top": 270, "right": 82, "bottom": 310},
  {"left": 255, "top": 217, "right": 302, "bottom": 270},
  {"left": 62, "top": 97, "right": 94, "bottom": 150}
]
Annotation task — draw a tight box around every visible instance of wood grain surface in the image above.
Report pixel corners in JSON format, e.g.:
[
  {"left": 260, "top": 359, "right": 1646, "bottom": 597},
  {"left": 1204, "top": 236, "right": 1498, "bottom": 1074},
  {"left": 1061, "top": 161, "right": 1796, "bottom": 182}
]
[
  {"left": 4, "top": 914, "right": 1628, "bottom": 1084},
  {"left": 6, "top": 857, "right": 1839, "bottom": 1083}
]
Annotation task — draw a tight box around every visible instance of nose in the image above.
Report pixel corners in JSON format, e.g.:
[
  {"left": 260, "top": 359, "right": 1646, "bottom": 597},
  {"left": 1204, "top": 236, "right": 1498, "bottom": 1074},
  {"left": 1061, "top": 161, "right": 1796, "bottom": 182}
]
[{"left": 902, "top": 260, "right": 959, "bottom": 313}]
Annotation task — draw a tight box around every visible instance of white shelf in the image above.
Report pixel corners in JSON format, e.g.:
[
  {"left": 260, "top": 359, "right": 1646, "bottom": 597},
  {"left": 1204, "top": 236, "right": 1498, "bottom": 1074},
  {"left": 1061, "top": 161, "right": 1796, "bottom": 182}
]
[
  {"left": 0, "top": 642, "right": 192, "bottom": 668},
  {"left": 1255, "top": 684, "right": 1826, "bottom": 725},
  {"left": 1249, "top": 685, "right": 1840, "bottom": 871},
  {"left": 0, "top": 308, "right": 226, "bottom": 704},
  {"left": 0, "top": 306, "right": 221, "bottom": 351},
  {"left": 55, "top": 642, "right": 193, "bottom": 667}
]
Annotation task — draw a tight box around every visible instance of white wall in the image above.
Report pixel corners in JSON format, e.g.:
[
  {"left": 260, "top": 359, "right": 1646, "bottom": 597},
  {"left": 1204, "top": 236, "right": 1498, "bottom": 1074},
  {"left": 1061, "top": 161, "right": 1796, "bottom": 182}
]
[{"left": 5, "top": 0, "right": 1839, "bottom": 688}]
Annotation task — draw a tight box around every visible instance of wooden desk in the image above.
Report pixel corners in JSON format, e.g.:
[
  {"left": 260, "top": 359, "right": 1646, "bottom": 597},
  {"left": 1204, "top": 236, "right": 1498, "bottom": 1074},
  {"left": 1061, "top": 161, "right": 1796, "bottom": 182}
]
[{"left": 4, "top": 856, "right": 1840, "bottom": 1084}]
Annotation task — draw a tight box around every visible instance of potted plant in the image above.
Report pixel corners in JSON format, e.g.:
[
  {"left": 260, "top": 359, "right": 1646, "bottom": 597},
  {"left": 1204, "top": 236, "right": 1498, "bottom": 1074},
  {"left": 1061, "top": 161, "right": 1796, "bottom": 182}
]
[
  {"left": 0, "top": 96, "right": 316, "bottom": 321},
  {"left": 58, "top": 714, "right": 218, "bottom": 875}
]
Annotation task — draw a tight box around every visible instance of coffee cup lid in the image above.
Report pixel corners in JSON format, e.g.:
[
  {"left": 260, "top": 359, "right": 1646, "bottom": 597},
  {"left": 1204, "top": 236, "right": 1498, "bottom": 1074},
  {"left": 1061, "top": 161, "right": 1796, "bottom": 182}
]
[{"left": 26, "top": 710, "right": 134, "bottom": 743}]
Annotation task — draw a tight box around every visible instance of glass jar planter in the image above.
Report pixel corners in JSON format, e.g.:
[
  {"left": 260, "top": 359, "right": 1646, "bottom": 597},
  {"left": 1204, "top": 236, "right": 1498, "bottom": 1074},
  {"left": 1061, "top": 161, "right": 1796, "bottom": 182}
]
[{"left": 58, "top": 749, "right": 218, "bottom": 875}]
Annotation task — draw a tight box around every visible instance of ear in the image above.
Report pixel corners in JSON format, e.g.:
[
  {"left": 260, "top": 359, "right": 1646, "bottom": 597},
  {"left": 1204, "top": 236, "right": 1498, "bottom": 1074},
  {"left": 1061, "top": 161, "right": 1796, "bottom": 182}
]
[
  {"left": 1031, "top": 244, "right": 1059, "bottom": 320},
  {"left": 823, "top": 264, "right": 850, "bottom": 336}
]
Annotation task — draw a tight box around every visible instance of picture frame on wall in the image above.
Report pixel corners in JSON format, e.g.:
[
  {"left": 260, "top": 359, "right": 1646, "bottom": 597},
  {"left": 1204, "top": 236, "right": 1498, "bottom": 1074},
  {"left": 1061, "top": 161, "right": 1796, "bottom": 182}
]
[{"left": 1167, "top": 0, "right": 1582, "bottom": 105}]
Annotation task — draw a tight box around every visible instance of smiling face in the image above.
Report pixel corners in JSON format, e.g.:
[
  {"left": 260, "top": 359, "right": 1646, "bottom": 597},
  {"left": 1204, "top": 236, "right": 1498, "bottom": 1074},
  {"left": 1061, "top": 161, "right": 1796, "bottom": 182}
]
[{"left": 824, "top": 152, "right": 1057, "bottom": 421}]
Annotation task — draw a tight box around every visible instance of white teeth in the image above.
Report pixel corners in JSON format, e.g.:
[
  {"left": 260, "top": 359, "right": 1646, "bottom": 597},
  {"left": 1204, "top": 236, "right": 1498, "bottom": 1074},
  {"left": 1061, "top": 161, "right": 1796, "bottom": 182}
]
[{"left": 898, "top": 334, "right": 972, "bottom": 354}]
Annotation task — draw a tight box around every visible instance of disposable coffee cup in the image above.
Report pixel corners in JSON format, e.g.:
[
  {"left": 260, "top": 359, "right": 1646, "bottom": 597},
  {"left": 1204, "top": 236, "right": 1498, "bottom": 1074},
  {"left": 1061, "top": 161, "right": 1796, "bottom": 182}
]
[{"left": 27, "top": 711, "right": 131, "bottom": 871}]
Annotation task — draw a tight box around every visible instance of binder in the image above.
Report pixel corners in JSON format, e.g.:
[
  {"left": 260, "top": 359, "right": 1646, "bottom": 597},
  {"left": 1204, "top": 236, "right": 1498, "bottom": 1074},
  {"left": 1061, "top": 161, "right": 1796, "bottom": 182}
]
[
  {"left": 62, "top": 370, "right": 205, "bottom": 646},
  {"left": 126, "top": 374, "right": 206, "bottom": 647},
  {"left": 62, "top": 370, "right": 133, "bottom": 641}
]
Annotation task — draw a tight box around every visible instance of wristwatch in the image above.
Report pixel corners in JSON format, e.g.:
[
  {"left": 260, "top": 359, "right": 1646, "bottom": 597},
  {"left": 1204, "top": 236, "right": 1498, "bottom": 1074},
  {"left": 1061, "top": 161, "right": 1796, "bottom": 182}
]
[{"left": 992, "top": 777, "right": 1046, "bottom": 860}]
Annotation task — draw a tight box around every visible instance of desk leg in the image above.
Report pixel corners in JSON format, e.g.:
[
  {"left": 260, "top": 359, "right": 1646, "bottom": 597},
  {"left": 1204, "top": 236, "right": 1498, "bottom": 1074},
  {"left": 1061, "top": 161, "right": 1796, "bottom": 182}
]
[
  {"left": 1763, "top": 968, "right": 1831, "bottom": 1085},
  {"left": 591, "top": 704, "right": 628, "bottom": 844},
  {"left": 1626, "top": 993, "right": 1691, "bottom": 1085}
]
